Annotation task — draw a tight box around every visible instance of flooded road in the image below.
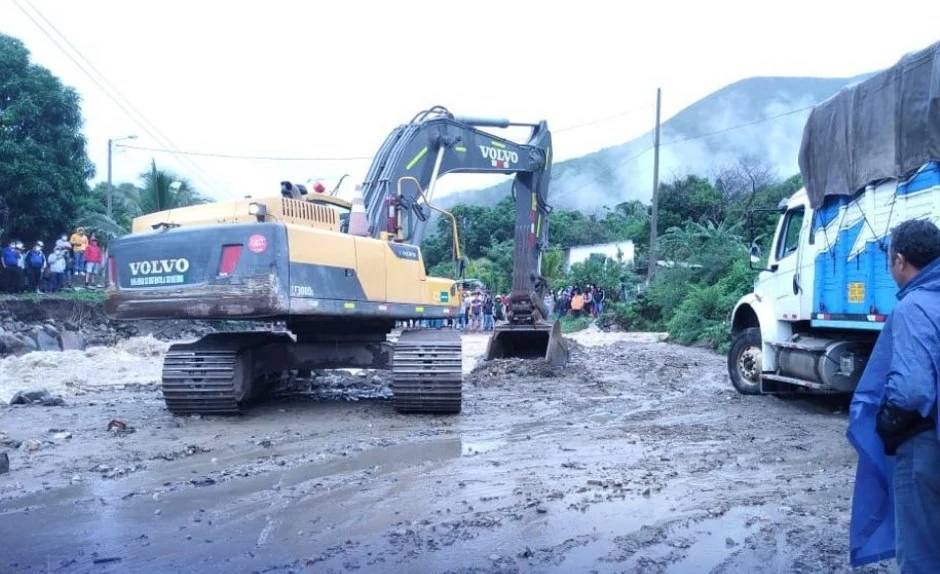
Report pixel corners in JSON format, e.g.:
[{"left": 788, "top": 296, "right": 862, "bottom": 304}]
[{"left": 0, "top": 329, "right": 894, "bottom": 573}]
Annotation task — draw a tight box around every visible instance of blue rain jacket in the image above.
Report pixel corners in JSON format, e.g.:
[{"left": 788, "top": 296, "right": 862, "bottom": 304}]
[{"left": 847, "top": 257, "right": 940, "bottom": 566}]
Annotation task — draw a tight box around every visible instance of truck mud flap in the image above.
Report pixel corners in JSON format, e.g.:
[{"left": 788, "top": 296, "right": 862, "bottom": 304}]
[{"left": 484, "top": 321, "right": 569, "bottom": 368}]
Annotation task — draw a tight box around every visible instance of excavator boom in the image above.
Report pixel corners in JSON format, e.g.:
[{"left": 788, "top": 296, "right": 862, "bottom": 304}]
[{"left": 359, "top": 106, "right": 569, "bottom": 367}]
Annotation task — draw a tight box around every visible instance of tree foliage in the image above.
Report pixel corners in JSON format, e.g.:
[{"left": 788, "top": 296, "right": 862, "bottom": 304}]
[
  {"left": 422, "top": 160, "right": 802, "bottom": 351},
  {"left": 0, "top": 33, "right": 95, "bottom": 243},
  {"left": 78, "top": 160, "right": 209, "bottom": 240}
]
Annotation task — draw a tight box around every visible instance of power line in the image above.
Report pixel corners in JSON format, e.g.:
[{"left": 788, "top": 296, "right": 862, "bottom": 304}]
[
  {"left": 115, "top": 143, "right": 373, "bottom": 162},
  {"left": 660, "top": 105, "right": 814, "bottom": 146},
  {"left": 118, "top": 106, "right": 658, "bottom": 161},
  {"left": 12, "top": 0, "right": 230, "bottom": 197},
  {"left": 555, "top": 103, "right": 654, "bottom": 133},
  {"left": 564, "top": 145, "right": 655, "bottom": 196}
]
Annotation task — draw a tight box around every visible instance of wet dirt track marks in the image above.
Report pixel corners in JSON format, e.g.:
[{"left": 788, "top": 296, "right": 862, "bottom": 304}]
[{"left": 0, "top": 332, "right": 895, "bottom": 573}]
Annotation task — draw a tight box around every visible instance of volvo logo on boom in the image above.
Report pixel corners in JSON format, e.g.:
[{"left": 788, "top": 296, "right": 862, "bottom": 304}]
[{"left": 479, "top": 145, "right": 518, "bottom": 169}]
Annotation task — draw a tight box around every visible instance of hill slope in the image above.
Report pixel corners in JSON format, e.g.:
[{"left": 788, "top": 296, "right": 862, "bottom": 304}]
[{"left": 438, "top": 73, "right": 872, "bottom": 213}]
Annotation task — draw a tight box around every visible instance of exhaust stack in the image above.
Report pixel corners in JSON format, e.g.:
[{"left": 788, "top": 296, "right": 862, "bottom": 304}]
[{"left": 348, "top": 184, "right": 369, "bottom": 237}]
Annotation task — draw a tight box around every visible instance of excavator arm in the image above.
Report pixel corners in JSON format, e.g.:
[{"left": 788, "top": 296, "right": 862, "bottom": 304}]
[{"left": 360, "top": 106, "right": 568, "bottom": 366}]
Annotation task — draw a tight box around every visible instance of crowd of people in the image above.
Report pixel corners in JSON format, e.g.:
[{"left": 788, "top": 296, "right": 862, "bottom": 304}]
[
  {"left": 0, "top": 227, "right": 104, "bottom": 294},
  {"left": 400, "top": 282, "right": 610, "bottom": 331}
]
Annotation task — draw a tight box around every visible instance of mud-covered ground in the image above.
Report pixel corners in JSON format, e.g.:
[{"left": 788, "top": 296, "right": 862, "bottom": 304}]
[{"left": 0, "top": 328, "right": 895, "bottom": 573}]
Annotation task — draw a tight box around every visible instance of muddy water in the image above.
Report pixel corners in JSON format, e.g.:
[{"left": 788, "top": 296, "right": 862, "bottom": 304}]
[{"left": 0, "top": 331, "right": 894, "bottom": 573}]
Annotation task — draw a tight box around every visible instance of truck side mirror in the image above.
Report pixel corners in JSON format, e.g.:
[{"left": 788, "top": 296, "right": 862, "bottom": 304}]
[{"left": 749, "top": 242, "right": 762, "bottom": 264}]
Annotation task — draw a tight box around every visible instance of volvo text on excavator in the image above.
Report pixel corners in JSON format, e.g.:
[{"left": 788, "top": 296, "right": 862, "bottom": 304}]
[{"left": 103, "top": 106, "right": 570, "bottom": 416}]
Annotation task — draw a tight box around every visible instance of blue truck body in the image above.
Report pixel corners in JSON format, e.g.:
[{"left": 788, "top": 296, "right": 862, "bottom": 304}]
[{"left": 809, "top": 161, "right": 940, "bottom": 332}]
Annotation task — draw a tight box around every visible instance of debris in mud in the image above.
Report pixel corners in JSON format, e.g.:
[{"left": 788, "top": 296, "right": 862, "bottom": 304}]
[
  {"left": 0, "top": 451, "right": 8, "bottom": 474},
  {"left": 107, "top": 419, "right": 135, "bottom": 435},
  {"left": 8, "top": 388, "right": 65, "bottom": 406},
  {"left": 466, "top": 357, "right": 563, "bottom": 385},
  {"left": 152, "top": 445, "right": 209, "bottom": 461},
  {"left": 0, "top": 431, "right": 20, "bottom": 450},
  {"left": 273, "top": 370, "right": 392, "bottom": 402},
  {"left": 190, "top": 476, "right": 216, "bottom": 487},
  {"left": 304, "top": 540, "right": 361, "bottom": 566}
]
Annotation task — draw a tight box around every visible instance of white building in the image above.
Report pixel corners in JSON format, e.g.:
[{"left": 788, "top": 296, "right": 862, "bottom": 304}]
[{"left": 562, "top": 240, "right": 635, "bottom": 272}]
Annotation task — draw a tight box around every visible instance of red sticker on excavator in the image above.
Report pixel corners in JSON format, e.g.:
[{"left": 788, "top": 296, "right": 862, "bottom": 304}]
[{"left": 248, "top": 234, "right": 267, "bottom": 253}]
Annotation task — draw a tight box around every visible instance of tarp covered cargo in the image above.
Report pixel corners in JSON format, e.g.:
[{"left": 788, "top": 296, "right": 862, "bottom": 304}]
[{"left": 798, "top": 40, "right": 940, "bottom": 208}]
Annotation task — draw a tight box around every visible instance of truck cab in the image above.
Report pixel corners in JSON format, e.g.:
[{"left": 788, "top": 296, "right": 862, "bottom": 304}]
[{"left": 728, "top": 163, "right": 940, "bottom": 396}]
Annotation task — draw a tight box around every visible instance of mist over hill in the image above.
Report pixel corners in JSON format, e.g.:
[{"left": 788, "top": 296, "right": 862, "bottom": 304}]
[{"left": 437, "top": 73, "right": 873, "bottom": 213}]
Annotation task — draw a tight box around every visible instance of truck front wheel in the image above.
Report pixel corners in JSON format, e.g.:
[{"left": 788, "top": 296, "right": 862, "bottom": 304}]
[{"left": 728, "top": 327, "right": 763, "bottom": 395}]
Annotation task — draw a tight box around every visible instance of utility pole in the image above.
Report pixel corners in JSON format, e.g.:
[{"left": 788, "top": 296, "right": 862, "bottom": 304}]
[
  {"left": 107, "top": 138, "right": 113, "bottom": 219},
  {"left": 106, "top": 135, "right": 137, "bottom": 220},
  {"left": 648, "top": 88, "right": 662, "bottom": 280}
]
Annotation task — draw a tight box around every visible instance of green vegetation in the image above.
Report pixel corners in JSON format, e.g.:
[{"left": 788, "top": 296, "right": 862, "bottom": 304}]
[
  {"left": 0, "top": 34, "right": 95, "bottom": 244},
  {"left": 78, "top": 159, "right": 209, "bottom": 240},
  {"left": 423, "top": 158, "right": 802, "bottom": 352},
  {"left": 3, "top": 289, "right": 105, "bottom": 303},
  {"left": 560, "top": 315, "right": 593, "bottom": 333}
]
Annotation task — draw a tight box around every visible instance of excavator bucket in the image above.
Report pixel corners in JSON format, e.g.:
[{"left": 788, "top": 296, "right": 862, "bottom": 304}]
[{"left": 484, "top": 321, "right": 570, "bottom": 368}]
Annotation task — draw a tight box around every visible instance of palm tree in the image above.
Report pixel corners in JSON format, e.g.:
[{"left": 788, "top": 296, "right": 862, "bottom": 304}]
[
  {"left": 660, "top": 218, "right": 746, "bottom": 263},
  {"left": 79, "top": 159, "right": 208, "bottom": 238},
  {"left": 541, "top": 249, "right": 564, "bottom": 282},
  {"left": 137, "top": 159, "right": 201, "bottom": 214}
]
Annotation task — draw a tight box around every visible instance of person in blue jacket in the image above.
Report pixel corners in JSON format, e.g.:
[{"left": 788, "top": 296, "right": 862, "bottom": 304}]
[
  {"left": 847, "top": 218, "right": 940, "bottom": 572},
  {"left": 1, "top": 241, "right": 23, "bottom": 293}
]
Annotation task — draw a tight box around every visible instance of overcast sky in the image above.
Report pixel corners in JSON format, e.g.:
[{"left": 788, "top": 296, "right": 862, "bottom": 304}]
[{"left": 2, "top": 0, "right": 938, "bottom": 203}]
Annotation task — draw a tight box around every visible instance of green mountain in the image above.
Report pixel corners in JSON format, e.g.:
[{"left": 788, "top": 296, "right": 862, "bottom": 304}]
[{"left": 437, "top": 73, "right": 873, "bottom": 213}]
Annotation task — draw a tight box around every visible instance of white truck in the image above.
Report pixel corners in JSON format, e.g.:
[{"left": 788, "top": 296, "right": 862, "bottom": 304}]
[{"left": 727, "top": 40, "right": 940, "bottom": 395}]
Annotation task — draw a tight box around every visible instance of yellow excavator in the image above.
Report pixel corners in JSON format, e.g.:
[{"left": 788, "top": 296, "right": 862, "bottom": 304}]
[{"left": 103, "top": 106, "right": 569, "bottom": 415}]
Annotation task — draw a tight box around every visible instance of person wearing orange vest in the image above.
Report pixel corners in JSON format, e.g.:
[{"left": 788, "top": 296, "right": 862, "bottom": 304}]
[{"left": 570, "top": 289, "right": 585, "bottom": 318}]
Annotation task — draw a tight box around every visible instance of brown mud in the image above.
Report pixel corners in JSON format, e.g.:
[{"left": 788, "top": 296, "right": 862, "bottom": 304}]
[{"left": 0, "top": 331, "right": 893, "bottom": 573}]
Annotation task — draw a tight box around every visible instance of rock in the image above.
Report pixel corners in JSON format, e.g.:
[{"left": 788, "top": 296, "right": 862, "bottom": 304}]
[
  {"left": 9, "top": 389, "right": 65, "bottom": 407},
  {"left": 0, "top": 331, "right": 32, "bottom": 355},
  {"left": 52, "top": 432, "right": 73, "bottom": 441},
  {"left": 0, "top": 432, "right": 21, "bottom": 450},
  {"left": 60, "top": 331, "right": 86, "bottom": 351},
  {"left": 22, "top": 439, "right": 41, "bottom": 452},
  {"left": 0, "top": 452, "right": 8, "bottom": 474}
]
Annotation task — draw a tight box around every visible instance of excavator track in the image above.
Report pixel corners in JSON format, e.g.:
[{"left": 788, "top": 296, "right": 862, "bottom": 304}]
[
  {"left": 161, "top": 344, "right": 252, "bottom": 415},
  {"left": 391, "top": 329, "right": 463, "bottom": 414}
]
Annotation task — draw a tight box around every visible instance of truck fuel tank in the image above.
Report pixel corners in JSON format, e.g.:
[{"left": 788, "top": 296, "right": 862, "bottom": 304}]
[{"left": 774, "top": 336, "right": 872, "bottom": 392}]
